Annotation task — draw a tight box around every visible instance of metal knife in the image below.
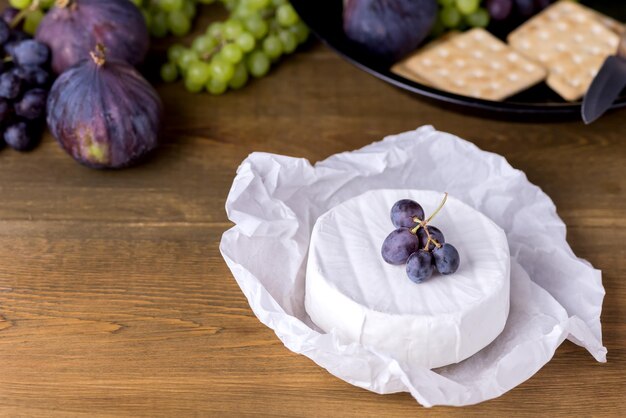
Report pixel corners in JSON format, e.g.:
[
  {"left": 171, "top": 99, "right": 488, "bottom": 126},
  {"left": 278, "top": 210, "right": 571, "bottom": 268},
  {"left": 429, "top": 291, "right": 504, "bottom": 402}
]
[{"left": 582, "top": 29, "right": 626, "bottom": 124}]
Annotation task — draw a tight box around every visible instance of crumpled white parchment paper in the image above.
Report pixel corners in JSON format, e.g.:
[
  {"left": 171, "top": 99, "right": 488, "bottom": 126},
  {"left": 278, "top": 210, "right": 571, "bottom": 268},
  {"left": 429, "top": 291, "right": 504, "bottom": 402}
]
[{"left": 219, "top": 126, "right": 606, "bottom": 407}]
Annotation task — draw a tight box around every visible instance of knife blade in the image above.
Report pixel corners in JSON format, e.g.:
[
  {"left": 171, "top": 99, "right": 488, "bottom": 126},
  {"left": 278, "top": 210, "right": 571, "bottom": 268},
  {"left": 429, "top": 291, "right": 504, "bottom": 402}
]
[{"left": 582, "top": 31, "right": 626, "bottom": 124}]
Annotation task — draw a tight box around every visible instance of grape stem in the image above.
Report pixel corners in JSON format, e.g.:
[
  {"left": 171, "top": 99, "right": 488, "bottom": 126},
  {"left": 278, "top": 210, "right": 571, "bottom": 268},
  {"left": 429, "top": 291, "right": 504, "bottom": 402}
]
[
  {"left": 201, "top": 38, "right": 233, "bottom": 62},
  {"left": 10, "top": 0, "right": 41, "bottom": 29},
  {"left": 410, "top": 192, "right": 448, "bottom": 248}
]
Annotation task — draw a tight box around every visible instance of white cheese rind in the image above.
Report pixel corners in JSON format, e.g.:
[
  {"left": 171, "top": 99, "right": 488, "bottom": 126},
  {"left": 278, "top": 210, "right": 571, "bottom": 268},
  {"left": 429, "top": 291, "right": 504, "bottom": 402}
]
[{"left": 305, "top": 189, "right": 510, "bottom": 369}]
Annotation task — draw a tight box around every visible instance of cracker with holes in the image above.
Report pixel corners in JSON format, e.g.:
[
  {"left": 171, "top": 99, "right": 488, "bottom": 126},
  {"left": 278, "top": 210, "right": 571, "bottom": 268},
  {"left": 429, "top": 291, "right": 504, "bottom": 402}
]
[
  {"left": 507, "top": 1, "right": 621, "bottom": 101},
  {"left": 391, "top": 32, "right": 461, "bottom": 87},
  {"left": 401, "top": 28, "right": 547, "bottom": 101}
]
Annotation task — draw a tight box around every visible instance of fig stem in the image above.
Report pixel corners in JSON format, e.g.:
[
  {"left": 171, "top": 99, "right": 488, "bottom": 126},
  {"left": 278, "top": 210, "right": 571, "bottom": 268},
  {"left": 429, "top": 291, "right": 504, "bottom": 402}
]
[
  {"left": 410, "top": 192, "right": 448, "bottom": 235},
  {"left": 56, "top": 0, "right": 71, "bottom": 8},
  {"left": 90, "top": 44, "right": 107, "bottom": 67}
]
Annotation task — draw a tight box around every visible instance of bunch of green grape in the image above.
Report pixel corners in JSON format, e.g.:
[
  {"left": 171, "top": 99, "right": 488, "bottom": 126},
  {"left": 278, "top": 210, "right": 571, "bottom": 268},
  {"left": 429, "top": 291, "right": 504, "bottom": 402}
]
[
  {"left": 7, "top": 0, "right": 55, "bottom": 35},
  {"left": 432, "top": 0, "right": 490, "bottom": 36},
  {"left": 130, "top": 0, "right": 212, "bottom": 38},
  {"left": 160, "top": 0, "right": 309, "bottom": 95}
]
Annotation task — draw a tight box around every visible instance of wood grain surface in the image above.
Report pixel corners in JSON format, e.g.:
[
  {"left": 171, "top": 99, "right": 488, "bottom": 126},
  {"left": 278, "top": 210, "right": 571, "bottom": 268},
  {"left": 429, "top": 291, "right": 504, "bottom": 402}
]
[{"left": 0, "top": 4, "right": 625, "bottom": 417}]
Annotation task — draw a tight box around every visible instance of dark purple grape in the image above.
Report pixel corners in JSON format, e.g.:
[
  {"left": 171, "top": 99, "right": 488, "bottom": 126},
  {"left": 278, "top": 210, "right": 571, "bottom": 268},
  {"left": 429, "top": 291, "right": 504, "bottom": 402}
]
[
  {"left": 15, "top": 89, "right": 47, "bottom": 120},
  {"left": 0, "top": 98, "right": 12, "bottom": 124},
  {"left": 381, "top": 227, "right": 420, "bottom": 265},
  {"left": 432, "top": 243, "right": 460, "bottom": 275},
  {"left": 12, "top": 40, "right": 50, "bottom": 66},
  {"left": 0, "top": 18, "right": 10, "bottom": 45},
  {"left": 9, "top": 30, "right": 28, "bottom": 43},
  {"left": 3, "top": 32, "right": 28, "bottom": 57},
  {"left": 515, "top": 0, "right": 535, "bottom": 17},
  {"left": 3, "top": 41, "right": 17, "bottom": 57},
  {"left": 0, "top": 72, "right": 23, "bottom": 99},
  {"left": 390, "top": 199, "right": 425, "bottom": 228},
  {"left": 417, "top": 225, "right": 445, "bottom": 251},
  {"left": 12, "top": 65, "right": 51, "bottom": 87},
  {"left": 3, "top": 121, "right": 36, "bottom": 151},
  {"left": 406, "top": 250, "right": 434, "bottom": 283},
  {"left": 1, "top": 7, "right": 20, "bottom": 29},
  {"left": 486, "top": 0, "right": 513, "bottom": 20}
]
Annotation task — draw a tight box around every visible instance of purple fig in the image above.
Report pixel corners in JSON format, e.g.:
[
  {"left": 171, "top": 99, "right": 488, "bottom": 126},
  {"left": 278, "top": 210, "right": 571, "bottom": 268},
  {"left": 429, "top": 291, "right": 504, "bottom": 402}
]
[
  {"left": 47, "top": 45, "right": 162, "bottom": 169},
  {"left": 36, "top": 0, "right": 149, "bottom": 74},
  {"left": 343, "top": 0, "right": 437, "bottom": 63}
]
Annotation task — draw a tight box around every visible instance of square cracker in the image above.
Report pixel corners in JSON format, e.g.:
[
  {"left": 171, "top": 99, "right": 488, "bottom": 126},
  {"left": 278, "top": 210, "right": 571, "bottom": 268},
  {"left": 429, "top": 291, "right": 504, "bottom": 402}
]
[
  {"left": 508, "top": 1, "right": 621, "bottom": 101},
  {"left": 398, "top": 28, "right": 547, "bottom": 101},
  {"left": 391, "top": 32, "right": 461, "bottom": 87}
]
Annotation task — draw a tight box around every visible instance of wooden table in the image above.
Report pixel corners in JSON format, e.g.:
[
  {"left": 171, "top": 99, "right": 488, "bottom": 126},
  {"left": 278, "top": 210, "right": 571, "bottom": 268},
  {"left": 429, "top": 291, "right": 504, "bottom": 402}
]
[{"left": 1, "top": 8, "right": 625, "bottom": 417}]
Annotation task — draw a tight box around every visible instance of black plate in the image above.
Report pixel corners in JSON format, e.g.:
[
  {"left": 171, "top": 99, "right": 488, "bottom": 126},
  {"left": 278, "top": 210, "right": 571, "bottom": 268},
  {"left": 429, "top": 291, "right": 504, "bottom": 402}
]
[{"left": 291, "top": 0, "right": 626, "bottom": 119}]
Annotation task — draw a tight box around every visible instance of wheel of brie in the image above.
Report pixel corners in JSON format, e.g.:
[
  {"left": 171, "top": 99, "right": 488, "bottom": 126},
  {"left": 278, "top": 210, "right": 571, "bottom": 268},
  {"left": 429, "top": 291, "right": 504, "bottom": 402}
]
[{"left": 305, "top": 189, "right": 510, "bottom": 369}]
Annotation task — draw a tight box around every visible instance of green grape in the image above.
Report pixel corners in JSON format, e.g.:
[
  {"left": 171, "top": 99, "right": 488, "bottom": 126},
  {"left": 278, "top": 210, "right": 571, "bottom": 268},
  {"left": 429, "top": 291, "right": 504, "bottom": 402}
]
[
  {"left": 129, "top": 0, "right": 143, "bottom": 7},
  {"left": 150, "top": 12, "right": 169, "bottom": 38},
  {"left": 221, "top": 43, "right": 243, "bottom": 63},
  {"left": 184, "top": 77, "right": 204, "bottom": 93},
  {"left": 192, "top": 35, "right": 217, "bottom": 55},
  {"left": 229, "top": 61, "right": 249, "bottom": 89},
  {"left": 23, "top": 9, "right": 44, "bottom": 35},
  {"left": 207, "top": 22, "right": 223, "bottom": 38},
  {"left": 262, "top": 35, "right": 283, "bottom": 60},
  {"left": 236, "top": 32, "right": 256, "bottom": 52},
  {"left": 9, "top": 0, "right": 31, "bottom": 9},
  {"left": 246, "top": 0, "right": 271, "bottom": 10},
  {"left": 210, "top": 58, "right": 236, "bottom": 82},
  {"left": 39, "top": 0, "right": 56, "bottom": 8},
  {"left": 141, "top": 9, "right": 152, "bottom": 29},
  {"left": 440, "top": 6, "right": 461, "bottom": 28},
  {"left": 168, "top": 10, "right": 191, "bottom": 36},
  {"left": 289, "top": 21, "right": 309, "bottom": 44},
  {"left": 159, "top": 0, "right": 184, "bottom": 12},
  {"left": 244, "top": 15, "right": 269, "bottom": 39},
  {"left": 231, "top": 7, "right": 254, "bottom": 19},
  {"left": 187, "top": 61, "right": 212, "bottom": 85},
  {"left": 455, "top": 0, "right": 479, "bottom": 15},
  {"left": 177, "top": 49, "right": 199, "bottom": 72},
  {"left": 183, "top": 0, "right": 197, "bottom": 19},
  {"left": 206, "top": 78, "right": 228, "bottom": 95},
  {"left": 247, "top": 50, "right": 270, "bottom": 78},
  {"left": 223, "top": 19, "right": 244, "bottom": 39},
  {"left": 196, "top": 0, "right": 216, "bottom": 3},
  {"left": 465, "top": 8, "right": 490, "bottom": 27},
  {"left": 222, "top": 0, "right": 238, "bottom": 11},
  {"left": 276, "top": 4, "right": 299, "bottom": 27},
  {"left": 161, "top": 62, "right": 179, "bottom": 82},
  {"left": 272, "top": 0, "right": 286, "bottom": 6},
  {"left": 168, "top": 44, "right": 186, "bottom": 62},
  {"left": 438, "top": 0, "right": 455, "bottom": 6},
  {"left": 278, "top": 30, "right": 297, "bottom": 54}
]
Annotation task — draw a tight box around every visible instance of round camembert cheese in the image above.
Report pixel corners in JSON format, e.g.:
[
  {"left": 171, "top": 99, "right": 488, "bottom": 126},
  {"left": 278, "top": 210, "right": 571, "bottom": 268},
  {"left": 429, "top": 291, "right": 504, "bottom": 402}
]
[{"left": 305, "top": 189, "right": 510, "bottom": 369}]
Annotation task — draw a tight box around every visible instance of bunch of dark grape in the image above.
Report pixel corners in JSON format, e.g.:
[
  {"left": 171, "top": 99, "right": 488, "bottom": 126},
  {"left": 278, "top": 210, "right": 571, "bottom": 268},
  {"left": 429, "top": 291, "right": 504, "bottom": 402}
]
[
  {"left": 0, "top": 11, "right": 50, "bottom": 152},
  {"left": 381, "top": 193, "right": 460, "bottom": 284}
]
